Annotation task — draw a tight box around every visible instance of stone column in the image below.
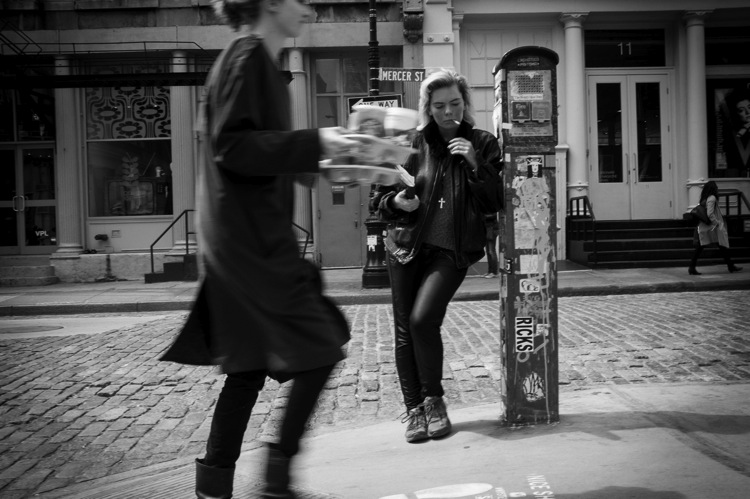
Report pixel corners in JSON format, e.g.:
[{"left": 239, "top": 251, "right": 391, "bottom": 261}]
[
  {"left": 287, "top": 48, "right": 314, "bottom": 257},
  {"left": 560, "top": 13, "right": 589, "bottom": 205},
  {"left": 52, "top": 55, "right": 84, "bottom": 259},
  {"left": 169, "top": 50, "right": 197, "bottom": 254},
  {"left": 452, "top": 12, "right": 464, "bottom": 73},
  {"left": 685, "top": 11, "right": 712, "bottom": 206}
]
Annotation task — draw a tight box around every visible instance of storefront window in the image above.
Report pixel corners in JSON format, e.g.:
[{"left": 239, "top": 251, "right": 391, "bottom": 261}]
[
  {"left": 706, "top": 27, "right": 750, "bottom": 66},
  {"left": 708, "top": 78, "right": 750, "bottom": 178},
  {"left": 0, "top": 87, "right": 55, "bottom": 142},
  {"left": 313, "top": 50, "right": 401, "bottom": 127},
  {"left": 86, "top": 84, "right": 173, "bottom": 216}
]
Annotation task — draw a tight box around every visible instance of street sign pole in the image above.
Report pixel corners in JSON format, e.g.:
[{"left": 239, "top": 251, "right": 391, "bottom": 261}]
[
  {"left": 362, "top": 0, "right": 390, "bottom": 288},
  {"left": 368, "top": 0, "right": 379, "bottom": 97}
]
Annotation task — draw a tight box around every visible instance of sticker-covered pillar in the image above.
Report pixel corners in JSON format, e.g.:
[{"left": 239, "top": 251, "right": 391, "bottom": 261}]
[{"left": 493, "top": 47, "right": 560, "bottom": 426}]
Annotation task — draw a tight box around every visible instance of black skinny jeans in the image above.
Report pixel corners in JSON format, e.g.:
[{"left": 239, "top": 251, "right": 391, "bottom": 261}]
[
  {"left": 690, "top": 243, "right": 734, "bottom": 270},
  {"left": 388, "top": 245, "right": 468, "bottom": 410},
  {"left": 203, "top": 364, "right": 334, "bottom": 468}
]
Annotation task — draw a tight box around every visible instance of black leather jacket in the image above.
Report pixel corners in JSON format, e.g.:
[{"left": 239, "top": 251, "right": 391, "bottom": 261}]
[{"left": 372, "top": 120, "right": 503, "bottom": 268}]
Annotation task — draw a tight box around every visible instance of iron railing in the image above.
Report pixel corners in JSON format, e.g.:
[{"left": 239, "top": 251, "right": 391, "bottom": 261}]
[
  {"left": 150, "top": 209, "right": 195, "bottom": 275},
  {"left": 292, "top": 222, "right": 311, "bottom": 258},
  {"left": 567, "top": 196, "right": 598, "bottom": 267},
  {"left": 149, "top": 210, "right": 312, "bottom": 275}
]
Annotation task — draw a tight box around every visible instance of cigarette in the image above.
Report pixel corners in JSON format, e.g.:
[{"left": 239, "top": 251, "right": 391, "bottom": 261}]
[{"left": 453, "top": 120, "right": 461, "bottom": 125}]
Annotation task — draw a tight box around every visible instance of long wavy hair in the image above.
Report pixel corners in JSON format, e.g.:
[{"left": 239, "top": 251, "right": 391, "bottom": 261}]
[
  {"left": 417, "top": 68, "right": 475, "bottom": 129},
  {"left": 212, "top": 0, "right": 261, "bottom": 31},
  {"left": 699, "top": 180, "right": 719, "bottom": 205}
]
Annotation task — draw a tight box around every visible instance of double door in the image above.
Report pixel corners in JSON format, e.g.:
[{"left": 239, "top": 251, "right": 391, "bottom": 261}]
[
  {"left": 587, "top": 73, "right": 674, "bottom": 220},
  {"left": 0, "top": 146, "right": 57, "bottom": 254}
]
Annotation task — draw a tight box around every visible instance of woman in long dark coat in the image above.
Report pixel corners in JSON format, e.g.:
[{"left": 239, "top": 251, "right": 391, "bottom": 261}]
[{"left": 159, "top": 1, "right": 353, "bottom": 497}]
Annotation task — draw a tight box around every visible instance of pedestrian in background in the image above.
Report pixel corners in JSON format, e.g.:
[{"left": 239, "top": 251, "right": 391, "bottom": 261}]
[
  {"left": 689, "top": 180, "right": 742, "bottom": 275},
  {"left": 160, "top": 1, "right": 354, "bottom": 497},
  {"left": 371, "top": 69, "right": 503, "bottom": 443},
  {"left": 483, "top": 212, "right": 500, "bottom": 278}
]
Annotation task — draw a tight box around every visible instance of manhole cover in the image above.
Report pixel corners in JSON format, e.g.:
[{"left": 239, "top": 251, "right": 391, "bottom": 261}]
[{"left": 0, "top": 325, "right": 64, "bottom": 334}]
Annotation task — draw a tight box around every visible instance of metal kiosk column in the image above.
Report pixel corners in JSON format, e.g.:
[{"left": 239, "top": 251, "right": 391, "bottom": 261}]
[{"left": 493, "top": 46, "right": 560, "bottom": 426}]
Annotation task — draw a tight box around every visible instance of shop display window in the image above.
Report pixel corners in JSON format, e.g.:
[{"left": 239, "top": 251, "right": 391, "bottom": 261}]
[
  {"left": 85, "top": 84, "right": 173, "bottom": 216},
  {"left": 313, "top": 50, "right": 401, "bottom": 127},
  {"left": 707, "top": 78, "right": 750, "bottom": 179},
  {"left": 0, "top": 87, "right": 55, "bottom": 142},
  {"left": 706, "top": 27, "right": 750, "bottom": 66},
  {"left": 87, "top": 140, "right": 172, "bottom": 217}
]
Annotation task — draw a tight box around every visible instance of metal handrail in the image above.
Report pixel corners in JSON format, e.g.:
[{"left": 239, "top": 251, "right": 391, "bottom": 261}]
[
  {"left": 149, "top": 211, "right": 311, "bottom": 274},
  {"left": 718, "top": 189, "right": 750, "bottom": 218},
  {"left": 150, "top": 209, "right": 195, "bottom": 274},
  {"left": 567, "top": 196, "right": 598, "bottom": 267},
  {"left": 292, "top": 222, "right": 311, "bottom": 258}
]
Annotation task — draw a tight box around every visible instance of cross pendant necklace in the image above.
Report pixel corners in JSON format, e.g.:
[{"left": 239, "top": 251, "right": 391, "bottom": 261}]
[{"left": 439, "top": 197, "right": 446, "bottom": 209}]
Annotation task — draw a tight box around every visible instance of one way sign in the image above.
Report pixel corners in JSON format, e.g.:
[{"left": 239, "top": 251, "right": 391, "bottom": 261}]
[{"left": 347, "top": 94, "right": 402, "bottom": 112}]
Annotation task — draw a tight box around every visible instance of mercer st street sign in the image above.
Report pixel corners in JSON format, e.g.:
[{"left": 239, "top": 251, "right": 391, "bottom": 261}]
[
  {"left": 347, "top": 94, "right": 403, "bottom": 111},
  {"left": 379, "top": 68, "right": 426, "bottom": 82}
]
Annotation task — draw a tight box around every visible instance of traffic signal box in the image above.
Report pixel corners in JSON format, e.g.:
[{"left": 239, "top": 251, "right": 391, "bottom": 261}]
[{"left": 493, "top": 46, "right": 560, "bottom": 425}]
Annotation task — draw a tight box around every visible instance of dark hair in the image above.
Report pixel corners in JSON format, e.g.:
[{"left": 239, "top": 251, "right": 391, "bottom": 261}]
[
  {"left": 725, "top": 86, "right": 750, "bottom": 112},
  {"left": 212, "top": 0, "right": 261, "bottom": 31},
  {"left": 699, "top": 180, "right": 719, "bottom": 204}
]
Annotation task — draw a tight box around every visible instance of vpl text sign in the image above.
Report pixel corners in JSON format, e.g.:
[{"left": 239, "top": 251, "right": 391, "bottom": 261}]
[
  {"left": 379, "top": 68, "right": 426, "bottom": 82},
  {"left": 347, "top": 94, "right": 402, "bottom": 111}
]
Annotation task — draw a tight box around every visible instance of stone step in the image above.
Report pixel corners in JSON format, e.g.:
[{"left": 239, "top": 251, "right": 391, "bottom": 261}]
[
  {"left": 0, "top": 256, "right": 59, "bottom": 286},
  {"left": 0, "top": 255, "right": 50, "bottom": 267},
  {"left": 0, "top": 275, "right": 59, "bottom": 287},
  {"left": 0, "top": 265, "right": 58, "bottom": 278}
]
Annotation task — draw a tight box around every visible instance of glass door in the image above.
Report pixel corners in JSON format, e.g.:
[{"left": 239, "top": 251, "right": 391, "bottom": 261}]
[
  {"left": 588, "top": 73, "right": 673, "bottom": 220},
  {"left": 0, "top": 146, "right": 57, "bottom": 254}
]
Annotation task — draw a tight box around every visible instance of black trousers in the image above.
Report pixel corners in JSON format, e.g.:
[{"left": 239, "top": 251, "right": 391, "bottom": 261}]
[
  {"left": 690, "top": 243, "right": 734, "bottom": 270},
  {"left": 388, "top": 245, "right": 467, "bottom": 410},
  {"left": 203, "top": 364, "right": 334, "bottom": 468}
]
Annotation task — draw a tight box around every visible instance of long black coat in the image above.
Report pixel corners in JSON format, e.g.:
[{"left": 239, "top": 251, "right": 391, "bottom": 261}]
[{"left": 160, "top": 36, "right": 349, "bottom": 378}]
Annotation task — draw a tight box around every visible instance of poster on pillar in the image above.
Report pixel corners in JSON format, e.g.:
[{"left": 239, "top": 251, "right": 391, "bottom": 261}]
[{"left": 708, "top": 78, "right": 750, "bottom": 178}]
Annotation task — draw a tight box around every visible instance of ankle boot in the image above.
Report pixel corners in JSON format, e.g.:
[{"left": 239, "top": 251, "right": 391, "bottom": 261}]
[
  {"left": 196, "top": 458, "right": 234, "bottom": 499},
  {"left": 688, "top": 267, "right": 701, "bottom": 275},
  {"left": 262, "top": 444, "right": 296, "bottom": 499}
]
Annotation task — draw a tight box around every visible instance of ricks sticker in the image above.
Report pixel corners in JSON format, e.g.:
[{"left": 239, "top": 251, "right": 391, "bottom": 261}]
[{"left": 515, "top": 317, "right": 534, "bottom": 353}]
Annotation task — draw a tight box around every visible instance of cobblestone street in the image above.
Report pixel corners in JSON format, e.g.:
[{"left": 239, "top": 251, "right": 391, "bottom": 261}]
[{"left": 1, "top": 290, "right": 749, "bottom": 497}]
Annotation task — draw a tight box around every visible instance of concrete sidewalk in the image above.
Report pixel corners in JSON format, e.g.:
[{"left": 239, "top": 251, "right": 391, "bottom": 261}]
[
  {"left": 48, "top": 383, "right": 750, "bottom": 499},
  {"left": 3, "top": 263, "right": 750, "bottom": 499},
  {"left": 0, "top": 262, "right": 748, "bottom": 315}
]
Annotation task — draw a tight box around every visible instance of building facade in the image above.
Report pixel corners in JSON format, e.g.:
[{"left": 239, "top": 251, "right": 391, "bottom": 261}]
[{"left": 1, "top": 0, "right": 748, "bottom": 280}]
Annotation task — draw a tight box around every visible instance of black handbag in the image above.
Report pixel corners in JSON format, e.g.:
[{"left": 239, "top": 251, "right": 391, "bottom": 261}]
[{"left": 690, "top": 203, "right": 711, "bottom": 225}]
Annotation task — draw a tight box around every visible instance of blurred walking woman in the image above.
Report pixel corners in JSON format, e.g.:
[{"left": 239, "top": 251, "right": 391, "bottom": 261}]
[
  {"left": 689, "top": 180, "right": 742, "bottom": 275},
  {"left": 371, "top": 69, "right": 502, "bottom": 443},
  {"left": 160, "top": 1, "right": 354, "bottom": 498}
]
